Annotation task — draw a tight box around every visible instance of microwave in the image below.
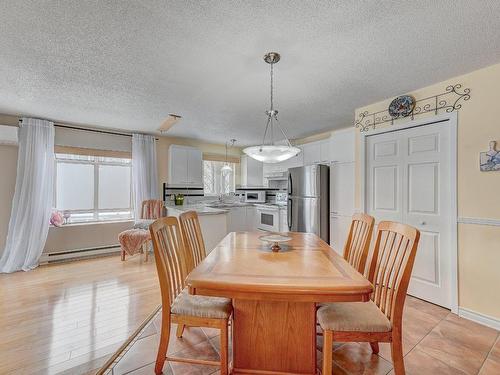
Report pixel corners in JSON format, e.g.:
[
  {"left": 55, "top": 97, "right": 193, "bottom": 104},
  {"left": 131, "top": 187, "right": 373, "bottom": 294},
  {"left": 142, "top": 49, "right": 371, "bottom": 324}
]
[{"left": 244, "top": 190, "right": 266, "bottom": 203}]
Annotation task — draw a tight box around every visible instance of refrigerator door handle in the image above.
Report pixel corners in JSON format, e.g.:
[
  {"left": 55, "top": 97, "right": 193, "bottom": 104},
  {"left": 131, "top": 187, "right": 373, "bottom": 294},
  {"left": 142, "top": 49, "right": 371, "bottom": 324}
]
[
  {"left": 287, "top": 198, "right": 292, "bottom": 230},
  {"left": 288, "top": 173, "right": 292, "bottom": 195}
]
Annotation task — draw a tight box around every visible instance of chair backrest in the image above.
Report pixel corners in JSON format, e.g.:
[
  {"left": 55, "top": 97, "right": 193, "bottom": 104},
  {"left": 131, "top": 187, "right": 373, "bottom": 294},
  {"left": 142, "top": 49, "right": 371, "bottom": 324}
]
[
  {"left": 141, "top": 199, "right": 163, "bottom": 219},
  {"left": 150, "top": 217, "right": 189, "bottom": 308},
  {"left": 179, "top": 211, "right": 206, "bottom": 272},
  {"left": 343, "top": 213, "right": 375, "bottom": 275},
  {"left": 368, "top": 221, "right": 420, "bottom": 327}
]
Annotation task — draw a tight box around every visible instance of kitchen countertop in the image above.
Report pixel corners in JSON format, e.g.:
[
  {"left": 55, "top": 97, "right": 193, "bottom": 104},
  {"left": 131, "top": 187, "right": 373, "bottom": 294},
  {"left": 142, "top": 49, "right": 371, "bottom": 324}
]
[
  {"left": 165, "top": 201, "right": 287, "bottom": 215},
  {"left": 165, "top": 204, "right": 230, "bottom": 216}
]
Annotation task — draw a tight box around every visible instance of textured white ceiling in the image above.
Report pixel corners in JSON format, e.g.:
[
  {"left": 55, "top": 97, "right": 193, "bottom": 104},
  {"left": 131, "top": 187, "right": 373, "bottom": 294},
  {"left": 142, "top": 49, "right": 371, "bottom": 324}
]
[{"left": 1, "top": 1, "right": 500, "bottom": 145}]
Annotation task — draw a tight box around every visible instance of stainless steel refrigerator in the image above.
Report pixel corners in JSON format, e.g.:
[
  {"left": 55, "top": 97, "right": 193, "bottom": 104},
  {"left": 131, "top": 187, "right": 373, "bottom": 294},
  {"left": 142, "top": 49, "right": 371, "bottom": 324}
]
[{"left": 287, "top": 164, "right": 330, "bottom": 243}]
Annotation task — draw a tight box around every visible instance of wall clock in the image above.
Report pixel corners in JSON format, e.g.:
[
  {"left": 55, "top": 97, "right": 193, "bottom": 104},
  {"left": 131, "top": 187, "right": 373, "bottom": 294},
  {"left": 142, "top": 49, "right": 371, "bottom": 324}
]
[{"left": 388, "top": 95, "right": 415, "bottom": 118}]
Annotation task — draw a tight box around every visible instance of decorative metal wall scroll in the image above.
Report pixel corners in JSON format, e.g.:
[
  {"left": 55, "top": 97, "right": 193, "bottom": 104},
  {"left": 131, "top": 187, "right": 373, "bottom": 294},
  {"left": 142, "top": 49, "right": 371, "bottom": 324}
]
[{"left": 355, "top": 84, "right": 471, "bottom": 132}]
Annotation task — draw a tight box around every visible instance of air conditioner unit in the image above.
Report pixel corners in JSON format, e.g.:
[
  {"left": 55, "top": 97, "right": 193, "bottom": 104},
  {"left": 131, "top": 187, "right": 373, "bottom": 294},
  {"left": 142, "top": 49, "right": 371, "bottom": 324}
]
[{"left": 0, "top": 125, "right": 18, "bottom": 145}]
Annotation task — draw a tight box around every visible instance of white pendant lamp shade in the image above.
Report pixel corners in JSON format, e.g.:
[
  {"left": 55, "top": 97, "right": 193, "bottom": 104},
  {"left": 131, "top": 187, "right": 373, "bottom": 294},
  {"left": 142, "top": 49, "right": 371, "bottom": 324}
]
[
  {"left": 221, "top": 163, "right": 232, "bottom": 173},
  {"left": 245, "top": 52, "right": 301, "bottom": 164},
  {"left": 243, "top": 145, "right": 301, "bottom": 163}
]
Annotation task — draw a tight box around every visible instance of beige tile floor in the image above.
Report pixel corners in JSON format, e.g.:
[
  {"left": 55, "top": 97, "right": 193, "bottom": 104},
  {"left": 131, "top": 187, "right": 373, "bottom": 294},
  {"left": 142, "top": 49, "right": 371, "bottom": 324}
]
[{"left": 103, "top": 296, "right": 499, "bottom": 375}]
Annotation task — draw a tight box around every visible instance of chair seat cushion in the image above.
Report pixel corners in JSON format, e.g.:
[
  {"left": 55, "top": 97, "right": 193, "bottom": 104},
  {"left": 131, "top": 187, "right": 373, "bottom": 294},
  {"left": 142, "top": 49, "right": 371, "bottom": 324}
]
[
  {"left": 171, "top": 288, "right": 232, "bottom": 319},
  {"left": 317, "top": 301, "right": 392, "bottom": 333}
]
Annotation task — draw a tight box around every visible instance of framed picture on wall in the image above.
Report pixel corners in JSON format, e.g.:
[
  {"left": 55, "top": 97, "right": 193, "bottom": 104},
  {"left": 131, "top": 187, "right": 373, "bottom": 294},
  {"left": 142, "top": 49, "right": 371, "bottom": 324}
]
[{"left": 480, "top": 141, "right": 500, "bottom": 171}]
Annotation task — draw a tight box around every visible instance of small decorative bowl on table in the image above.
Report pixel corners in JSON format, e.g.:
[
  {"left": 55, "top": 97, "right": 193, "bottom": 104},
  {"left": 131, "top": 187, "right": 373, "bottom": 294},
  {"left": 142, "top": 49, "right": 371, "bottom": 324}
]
[{"left": 259, "top": 234, "right": 292, "bottom": 252}]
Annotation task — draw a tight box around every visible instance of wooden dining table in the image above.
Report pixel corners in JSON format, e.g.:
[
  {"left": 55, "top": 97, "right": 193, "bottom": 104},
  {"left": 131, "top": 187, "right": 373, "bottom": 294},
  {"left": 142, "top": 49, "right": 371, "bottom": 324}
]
[{"left": 186, "top": 231, "right": 373, "bottom": 375}]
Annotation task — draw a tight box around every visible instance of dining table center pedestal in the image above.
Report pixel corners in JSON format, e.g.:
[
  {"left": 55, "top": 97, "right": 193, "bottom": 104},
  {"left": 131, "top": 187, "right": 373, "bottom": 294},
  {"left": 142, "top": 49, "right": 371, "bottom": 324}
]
[{"left": 187, "top": 232, "right": 373, "bottom": 375}]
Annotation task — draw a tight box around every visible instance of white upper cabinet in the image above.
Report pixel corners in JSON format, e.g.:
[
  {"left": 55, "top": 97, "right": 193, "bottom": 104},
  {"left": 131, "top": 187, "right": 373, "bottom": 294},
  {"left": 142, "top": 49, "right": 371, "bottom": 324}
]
[
  {"left": 302, "top": 142, "right": 321, "bottom": 165},
  {"left": 330, "top": 128, "right": 355, "bottom": 163},
  {"left": 302, "top": 139, "right": 331, "bottom": 165},
  {"left": 187, "top": 147, "right": 203, "bottom": 187},
  {"left": 240, "top": 155, "right": 264, "bottom": 187},
  {"left": 320, "top": 139, "right": 332, "bottom": 163},
  {"left": 168, "top": 145, "right": 203, "bottom": 187},
  {"left": 299, "top": 129, "right": 355, "bottom": 166}
]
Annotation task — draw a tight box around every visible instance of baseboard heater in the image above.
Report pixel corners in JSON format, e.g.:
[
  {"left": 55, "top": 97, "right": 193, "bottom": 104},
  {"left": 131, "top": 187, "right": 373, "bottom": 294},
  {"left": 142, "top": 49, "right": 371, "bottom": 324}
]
[{"left": 39, "top": 244, "right": 121, "bottom": 264}]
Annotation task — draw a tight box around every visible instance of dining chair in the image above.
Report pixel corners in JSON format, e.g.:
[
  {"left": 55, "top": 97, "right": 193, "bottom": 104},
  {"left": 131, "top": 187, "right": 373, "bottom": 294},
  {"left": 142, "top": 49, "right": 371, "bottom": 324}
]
[
  {"left": 141, "top": 199, "right": 163, "bottom": 219},
  {"left": 343, "top": 213, "right": 375, "bottom": 275},
  {"left": 150, "top": 217, "right": 232, "bottom": 375},
  {"left": 318, "top": 221, "right": 420, "bottom": 375},
  {"left": 179, "top": 211, "right": 207, "bottom": 270},
  {"left": 177, "top": 210, "right": 208, "bottom": 338}
]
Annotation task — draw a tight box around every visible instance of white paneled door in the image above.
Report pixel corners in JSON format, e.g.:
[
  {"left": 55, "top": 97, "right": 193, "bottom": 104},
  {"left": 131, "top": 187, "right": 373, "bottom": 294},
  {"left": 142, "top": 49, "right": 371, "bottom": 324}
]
[{"left": 365, "top": 120, "right": 454, "bottom": 309}]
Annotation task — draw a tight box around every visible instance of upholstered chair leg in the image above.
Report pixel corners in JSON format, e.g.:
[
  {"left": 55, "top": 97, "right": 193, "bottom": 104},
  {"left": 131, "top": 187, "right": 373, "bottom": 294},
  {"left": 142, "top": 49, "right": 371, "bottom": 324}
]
[
  {"left": 322, "top": 330, "right": 333, "bottom": 375},
  {"left": 220, "top": 319, "right": 229, "bottom": 375},
  {"left": 370, "top": 342, "right": 379, "bottom": 354},
  {"left": 391, "top": 331, "right": 405, "bottom": 375},
  {"left": 121, "top": 249, "right": 125, "bottom": 261},
  {"left": 155, "top": 309, "right": 171, "bottom": 375},
  {"left": 176, "top": 324, "right": 185, "bottom": 338}
]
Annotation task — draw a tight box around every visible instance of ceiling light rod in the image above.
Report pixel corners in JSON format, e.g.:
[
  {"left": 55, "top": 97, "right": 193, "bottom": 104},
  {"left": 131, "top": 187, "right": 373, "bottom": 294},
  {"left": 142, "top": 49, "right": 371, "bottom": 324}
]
[
  {"left": 242, "top": 52, "right": 301, "bottom": 163},
  {"left": 261, "top": 52, "right": 293, "bottom": 148}
]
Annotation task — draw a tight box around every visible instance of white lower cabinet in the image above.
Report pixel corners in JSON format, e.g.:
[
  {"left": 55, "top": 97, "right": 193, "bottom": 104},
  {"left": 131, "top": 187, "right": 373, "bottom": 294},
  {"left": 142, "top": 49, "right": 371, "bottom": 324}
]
[
  {"left": 227, "top": 206, "right": 247, "bottom": 233},
  {"left": 329, "top": 214, "right": 351, "bottom": 256},
  {"left": 279, "top": 208, "right": 288, "bottom": 233},
  {"left": 246, "top": 206, "right": 257, "bottom": 231},
  {"left": 227, "top": 206, "right": 258, "bottom": 233}
]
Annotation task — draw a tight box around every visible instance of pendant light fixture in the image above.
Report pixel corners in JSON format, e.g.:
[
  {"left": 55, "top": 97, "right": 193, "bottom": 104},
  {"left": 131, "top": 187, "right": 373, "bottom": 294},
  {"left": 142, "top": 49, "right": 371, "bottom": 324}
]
[
  {"left": 243, "top": 52, "right": 301, "bottom": 163},
  {"left": 221, "top": 139, "right": 236, "bottom": 174}
]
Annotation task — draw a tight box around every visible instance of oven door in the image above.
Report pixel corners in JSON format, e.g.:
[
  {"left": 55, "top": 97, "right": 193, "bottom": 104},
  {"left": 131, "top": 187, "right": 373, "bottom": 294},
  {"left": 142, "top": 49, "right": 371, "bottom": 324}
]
[{"left": 257, "top": 208, "right": 279, "bottom": 232}]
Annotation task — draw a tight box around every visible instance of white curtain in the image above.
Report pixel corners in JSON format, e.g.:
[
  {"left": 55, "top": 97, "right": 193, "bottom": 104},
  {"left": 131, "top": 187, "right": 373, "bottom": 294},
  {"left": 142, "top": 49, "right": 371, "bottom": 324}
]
[
  {"left": 132, "top": 134, "right": 158, "bottom": 219},
  {"left": 0, "top": 118, "right": 55, "bottom": 273}
]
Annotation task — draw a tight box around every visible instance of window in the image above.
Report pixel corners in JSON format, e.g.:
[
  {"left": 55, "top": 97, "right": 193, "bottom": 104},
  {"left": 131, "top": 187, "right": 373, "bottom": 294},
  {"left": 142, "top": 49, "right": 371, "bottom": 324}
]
[
  {"left": 203, "top": 160, "right": 235, "bottom": 196},
  {"left": 55, "top": 153, "right": 132, "bottom": 223}
]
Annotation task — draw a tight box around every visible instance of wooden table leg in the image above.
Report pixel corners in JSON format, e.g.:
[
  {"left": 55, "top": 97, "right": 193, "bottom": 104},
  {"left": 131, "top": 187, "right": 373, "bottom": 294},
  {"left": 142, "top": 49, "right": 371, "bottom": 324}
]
[{"left": 232, "top": 299, "right": 316, "bottom": 375}]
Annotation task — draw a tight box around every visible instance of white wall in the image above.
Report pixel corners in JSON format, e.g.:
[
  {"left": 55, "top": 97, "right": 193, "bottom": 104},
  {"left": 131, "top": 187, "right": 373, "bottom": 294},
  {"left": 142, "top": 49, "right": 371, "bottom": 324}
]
[{"left": 0, "top": 144, "right": 17, "bottom": 257}]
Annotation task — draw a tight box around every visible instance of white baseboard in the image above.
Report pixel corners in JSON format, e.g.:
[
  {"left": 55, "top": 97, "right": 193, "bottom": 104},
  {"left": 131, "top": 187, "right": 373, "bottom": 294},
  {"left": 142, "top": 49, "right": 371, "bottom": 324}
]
[
  {"left": 458, "top": 307, "right": 500, "bottom": 331},
  {"left": 39, "top": 245, "right": 121, "bottom": 264}
]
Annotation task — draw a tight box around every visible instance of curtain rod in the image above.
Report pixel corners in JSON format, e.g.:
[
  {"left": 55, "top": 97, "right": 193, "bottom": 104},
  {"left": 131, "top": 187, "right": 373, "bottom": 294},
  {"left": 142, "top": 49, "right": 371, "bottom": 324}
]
[{"left": 18, "top": 119, "right": 159, "bottom": 140}]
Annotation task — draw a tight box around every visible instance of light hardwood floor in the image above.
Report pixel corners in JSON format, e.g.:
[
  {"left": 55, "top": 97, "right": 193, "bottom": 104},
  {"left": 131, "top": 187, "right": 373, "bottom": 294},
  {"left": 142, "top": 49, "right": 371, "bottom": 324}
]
[{"left": 0, "top": 255, "right": 160, "bottom": 375}]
